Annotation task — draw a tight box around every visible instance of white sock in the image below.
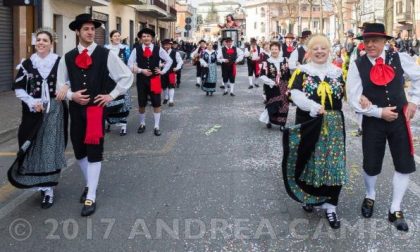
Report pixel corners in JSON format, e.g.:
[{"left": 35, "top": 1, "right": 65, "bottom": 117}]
[
  {"left": 120, "top": 123, "right": 127, "bottom": 131},
  {"left": 363, "top": 171, "right": 377, "bottom": 200},
  {"left": 223, "top": 82, "right": 227, "bottom": 88},
  {"left": 154, "top": 112, "right": 161, "bottom": 129},
  {"left": 139, "top": 113, "right": 146, "bottom": 126},
  {"left": 248, "top": 76, "right": 253, "bottom": 86},
  {"left": 45, "top": 187, "right": 54, "bottom": 198},
  {"left": 86, "top": 162, "right": 101, "bottom": 202},
  {"left": 77, "top": 157, "right": 89, "bottom": 186},
  {"left": 322, "top": 203, "right": 337, "bottom": 214},
  {"left": 164, "top": 88, "right": 169, "bottom": 100},
  {"left": 230, "top": 84, "right": 235, "bottom": 94},
  {"left": 169, "top": 89, "right": 175, "bottom": 102},
  {"left": 196, "top": 77, "right": 201, "bottom": 84},
  {"left": 390, "top": 172, "right": 410, "bottom": 213}
]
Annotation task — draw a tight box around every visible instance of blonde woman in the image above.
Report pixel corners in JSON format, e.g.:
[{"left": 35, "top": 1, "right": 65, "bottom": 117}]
[{"left": 283, "top": 34, "right": 347, "bottom": 229}]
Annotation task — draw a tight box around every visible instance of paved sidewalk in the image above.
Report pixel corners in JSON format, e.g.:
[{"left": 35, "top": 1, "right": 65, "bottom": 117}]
[{"left": 0, "top": 91, "right": 21, "bottom": 144}]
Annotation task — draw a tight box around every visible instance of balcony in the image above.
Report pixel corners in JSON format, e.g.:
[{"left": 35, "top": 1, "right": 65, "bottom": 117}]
[
  {"left": 159, "top": 6, "right": 177, "bottom": 21},
  {"left": 114, "top": 0, "right": 146, "bottom": 4},
  {"left": 396, "top": 12, "right": 412, "bottom": 24},
  {"left": 67, "top": 0, "right": 110, "bottom": 6},
  {"left": 132, "top": 0, "right": 167, "bottom": 17}
]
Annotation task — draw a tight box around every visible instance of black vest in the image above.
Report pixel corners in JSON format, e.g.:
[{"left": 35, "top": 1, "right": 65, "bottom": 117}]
[
  {"left": 355, "top": 52, "right": 407, "bottom": 111},
  {"left": 282, "top": 42, "right": 296, "bottom": 59},
  {"left": 65, "top": 46, "right": 110, "bottom": 104},
  {"left": 297, "top": 46, "right": 306, "bottom": 64},
  {"left": 222, "top": 47, "right": 238, "bottom": 63},
  {"left": 246, "top": 45, "right": 260, "bottom": 64},
  {"left": 135, "top": 44, "right": 161, "bottom": 85},
  {"left": 169, "top": 49, "right": 177, "bottom": 70},
  {"left": 203, "top": 51, "right": 217, "bottom": 64}
]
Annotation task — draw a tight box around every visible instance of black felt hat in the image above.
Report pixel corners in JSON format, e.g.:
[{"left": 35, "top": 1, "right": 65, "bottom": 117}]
[
  {"left": 356, "top": 23, "right": 393, "bottom": 40},
  {"left": 161, "top": 39, "right": 173, "bottom": 45},
  {"left": 299, "top": 30, "right": 312, "bottom": 39},
  {"left": 138, "top": 27, "right": 156, "bottom": 38},
  {"left": 69, "top": 13, "right": 102, "bottom": 31}
]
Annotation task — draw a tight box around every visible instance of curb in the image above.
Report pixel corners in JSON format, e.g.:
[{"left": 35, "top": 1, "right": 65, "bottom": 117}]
[{"left": 0, "top": 127, "right": 17, "bottom": 144}]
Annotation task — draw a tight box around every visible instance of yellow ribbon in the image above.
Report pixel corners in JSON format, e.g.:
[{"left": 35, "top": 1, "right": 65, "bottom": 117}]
[
  {"left": 288, "top": 68, "right": 301, "bottom": 89},
  {"left": 317, "top": 81, "right": 333, "bottom": 110}
]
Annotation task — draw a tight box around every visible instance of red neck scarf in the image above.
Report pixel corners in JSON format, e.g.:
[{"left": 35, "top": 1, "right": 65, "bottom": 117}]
[
  {"left": 227, "top": 47, "right": 234, "bottom": 54},
  {"left": 144, "top": 46, "right": 152, "bottom": 58},
  {"left": 75, "top": 49, "right": 92, "bottom": 69},
  {"left": 370, "top": 57, "right": 395, "bottom": 86}
]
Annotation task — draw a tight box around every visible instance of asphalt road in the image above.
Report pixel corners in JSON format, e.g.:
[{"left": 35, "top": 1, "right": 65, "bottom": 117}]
[{"left": 0, "top": 64, "right": 419, "bottom": 251}]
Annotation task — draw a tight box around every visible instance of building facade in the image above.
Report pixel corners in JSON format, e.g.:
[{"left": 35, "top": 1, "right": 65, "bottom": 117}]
[{"left": 175, "top": 0, "right": 196, "bottom": 41}]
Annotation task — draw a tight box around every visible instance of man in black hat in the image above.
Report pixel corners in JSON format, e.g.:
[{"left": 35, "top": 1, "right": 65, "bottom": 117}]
[
  {"left": 347, "top": 23, "right": 420, "bottom": 232},
  {"left": 191, "top": 39, "right": 207, "bottom": 87},
  {"left": 172, "top": 41, "right": 183, "bottom": 88},
  {"left": 281, "top": 33, "right": 297, "bottom": 59},
  {"left": 289, "top": 30, "right": 312, "bottom": 71},
  {"left": 56, "top": 13, "right": 133, "bottom": 216},
  {"left": 244, "top": 38, "right": 261, "bottom": 89},
  {"left": 217, "top": 37, "right": 244, "bottom": 96},
  {"left": 161, "top": 39, "right": 183, "bottom": 106},
  {"left": 127, "top": 28, "right": 172, "bottom": 136}
]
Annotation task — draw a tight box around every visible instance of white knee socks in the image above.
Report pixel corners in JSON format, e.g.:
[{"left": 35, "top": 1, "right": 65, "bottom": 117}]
[
  {"left": 321, "top": 203, "right": 337, "bottom": 214},
  {"left": 164, "top": 88, "right": 169, "bottom": 100},
  {"left": 154, "top": 112, "right": 161, "bottom": 129},
  {"left": 77, "top": 157, "right": 89, "bottom": 186},
  {"left": 196, "top": 77, "right": 201, "bottom": 84},
  {"left": 86, "top": 162, "right": 101, "bottom": 202},
  {"left": 169, "top": 89, "right": 175, "bottom": 102},
  {"left": 390, "top": 172, "right": 410, "bottom": 213},
  {"left": 230, "top": 84, "right": 235, "bottom": 94},
  {"left": 139, "top": 113, "right": 146, "bottom": 126},
  {"left": 363, "top": 171, "right": 377, "bottom": 200},
  {"left": 248, "top": 76, "right": 253, "bottom": 86}
]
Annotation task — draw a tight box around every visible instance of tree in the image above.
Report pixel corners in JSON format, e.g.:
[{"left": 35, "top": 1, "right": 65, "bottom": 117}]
[
  {"left": 306, "top": 0, "right": 315, "bottom": 31},
  {"left": 384, "top": 0, "right": 394, "bottom": 35},
  {"left": 284, "top": 0, "right": 300, "bottom": 33}
]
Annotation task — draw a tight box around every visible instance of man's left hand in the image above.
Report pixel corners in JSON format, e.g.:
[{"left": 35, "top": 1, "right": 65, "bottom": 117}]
[
  {"left": 405, "top": 102, "right": 417, "bottom": 120},
  {"left": 94, "top": 94, "right": 113, "bottom": 107}
]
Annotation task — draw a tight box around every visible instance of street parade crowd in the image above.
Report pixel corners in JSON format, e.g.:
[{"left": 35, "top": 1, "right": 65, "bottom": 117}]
[{"left": 6, "top": 13, "right": 420, "bottom": 233}]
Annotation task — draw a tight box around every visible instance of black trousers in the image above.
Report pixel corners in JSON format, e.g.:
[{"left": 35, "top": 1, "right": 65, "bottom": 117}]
[
  {"left": 221, "top": 63, "right": 236, "bottom": 83},
  {"left": 362, "top": 114, "right": 416, "bottom": 176},
  {"left": 247, "top": 61, "right": 259, "bottom": 77},
  {"left": 69, "top": 102, "right": 104, "bottom": 163},
  {"left": 196, "top": 64, "right": 202, "bottom": 78},
  {"left": 176, "top": 69, "right": 181, "bottom": 85}
]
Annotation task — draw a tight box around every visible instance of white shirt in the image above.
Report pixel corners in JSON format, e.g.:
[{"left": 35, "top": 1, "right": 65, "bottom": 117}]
[
  {"left": 57, "top": 42, "right": 133, "bottom": 100},
  {"left": 217, "top": 46, "right": 244, "bottom": 63},
  {"left": 289, "top": 45, "right": 307, "bottom": 71},
  {"left": 258, "top": 56, "right": 284, "bottom": 87},
  {"left": 127, "top": 43, "right": 172, "bottom": 75},
  {"left": 15, "top": 52, "right": 60, "bottom": 112},
  {"left": 244, "top": 45, "right": 260, "bottom": 61},
  {"left": 165, "top": 49, "right": 183, "bottom": 71},
  {"left": 347, "top": 50, "right": 420, "bottom": 118}
]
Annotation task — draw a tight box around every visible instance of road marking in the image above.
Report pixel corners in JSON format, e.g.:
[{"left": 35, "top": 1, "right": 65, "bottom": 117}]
[
  {"left": 205, "top": 124, "right": 222, "bottom": 136},
  {"left": 345, "top": 107, "right": 420, "bottom": 199}
]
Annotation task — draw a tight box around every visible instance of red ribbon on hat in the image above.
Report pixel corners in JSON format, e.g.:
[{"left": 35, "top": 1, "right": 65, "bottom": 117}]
[
  {"left": 144, "top": 46, "right": 152, "bottom": 58},
  {"left": 84, "top": 106, "right": 104, "bottom": 145},
  {"left": 370, "top": 57, "right": 395, "bottom": 86},
  {"left": 75, "top": 49, "right": 92, "bottom": 70}
]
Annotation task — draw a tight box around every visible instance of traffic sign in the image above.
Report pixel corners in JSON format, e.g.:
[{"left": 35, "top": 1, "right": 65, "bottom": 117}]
[
  {"left": 185, "top": 24, "right": 192, "bottom": 31},
  {"left": 185, "top": 17, "right": 192, "bottom": 24}
]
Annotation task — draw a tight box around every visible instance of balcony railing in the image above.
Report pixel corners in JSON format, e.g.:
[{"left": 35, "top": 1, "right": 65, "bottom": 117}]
[
  {"left": 170, "top": 6, "right": 177, "bottom": 16},
  {"left": 396, "top": 12, "right": 412, "bottom": 23},
  {"left": 151, "top": 0, "right": 167, "bottom": 11}
]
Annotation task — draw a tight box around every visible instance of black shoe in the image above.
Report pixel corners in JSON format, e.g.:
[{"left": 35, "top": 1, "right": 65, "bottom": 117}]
[
  {"left": 302, "top": 204, "right": 314, "bottom": 213},
  {"left": 266, "top": 123, "right": 272, "bottom": 129},
  {"left": 163, "top": 99, "right": 168, "bottom": 104},
  {"left": 248, "top": 85, "right": 254, "bottom": 89},
  {"left": 230, "top": 93, "right": 235, "bottom": 97},
  {"left": 80, "top": 187, "right": 88, "bottom": 203},
  {"left": 41, "top": 193, "right": 54, "bottom": 209},
  {"left": 196, "top": 83, "right": 200, "bottom": 87},
  {"left": 388, "top": 211, "right": 409, "bottom": 232},
  {"left": 81, "top": 199, "right": 96, "bottom": 217},
  {"left": 105, "top": 124, "right": 111, "bottom": 133},
  {"left": 361, "top": 198, "right": 375, "bottom": 218},
  {"left": 220, "top": 85, "right": 225, "bottom": 89},
  {"left": 223, "top": 91, "right": 228, "bottom": 96},
  {"left": 326, "top": 211, "right": 341, "bottom": 229},
  {"left": 154, "top": 128, "right": 161, "bottom": 136},
  {"left": 254, "top": 84, "right": 260, "bottom": 88},
  {"left": 120, "top": 127, "right": 127, "bottom": 136},
  {"left": 137, "top": 124, "right": 146, "bottom": 134},
  {"left": 168, "top": 102, "right": 174, "bottom": 107}
]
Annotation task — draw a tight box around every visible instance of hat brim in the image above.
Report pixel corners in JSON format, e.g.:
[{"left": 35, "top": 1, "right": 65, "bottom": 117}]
[
  {"left": 284, "top": 36, "right": 295, "bottom": 39},
  {"left": 356, "top": 34, "right": 394, "bottom": 40},
  {"left": 69, "top": 20, "right": 102, "bottom": 31}
]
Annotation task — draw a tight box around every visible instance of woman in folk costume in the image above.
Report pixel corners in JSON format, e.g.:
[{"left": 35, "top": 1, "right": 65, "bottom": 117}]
[
  {"left": 200, "top": 41, "right": 218, "bottom": 96},
  {"left": 283, "top": 34, "right": 347, "bottom": 229},
  {"left": 8, "top": 29, "right": 68, "bottom": 209},
  {"left": 104, "top": 30, "right": 132, "bottom": 136},
  {"left": 259, "top": 42, "right": 271, "bottom": 63},
  {"left": 258, "top": 42, "right": 290, "bottom": 129}
]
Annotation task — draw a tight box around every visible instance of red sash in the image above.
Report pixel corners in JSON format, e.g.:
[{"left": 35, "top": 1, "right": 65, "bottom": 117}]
[
  {"left": 84, "top": 106, "right": 104, "bottom": 145},
  {"left": 403, "top": 104, "right": 415, "bottom": 156},
  {"left": 150, "top": 76, "right": 162, "bottom": 94},
  {"left": 169, "top": 72, "right": 177, "bottom": 86}
]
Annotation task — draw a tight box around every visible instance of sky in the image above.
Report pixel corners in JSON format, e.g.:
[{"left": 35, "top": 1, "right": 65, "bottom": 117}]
[{"left": 189, "top": 0, "right": 245, "bottom": 7}]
